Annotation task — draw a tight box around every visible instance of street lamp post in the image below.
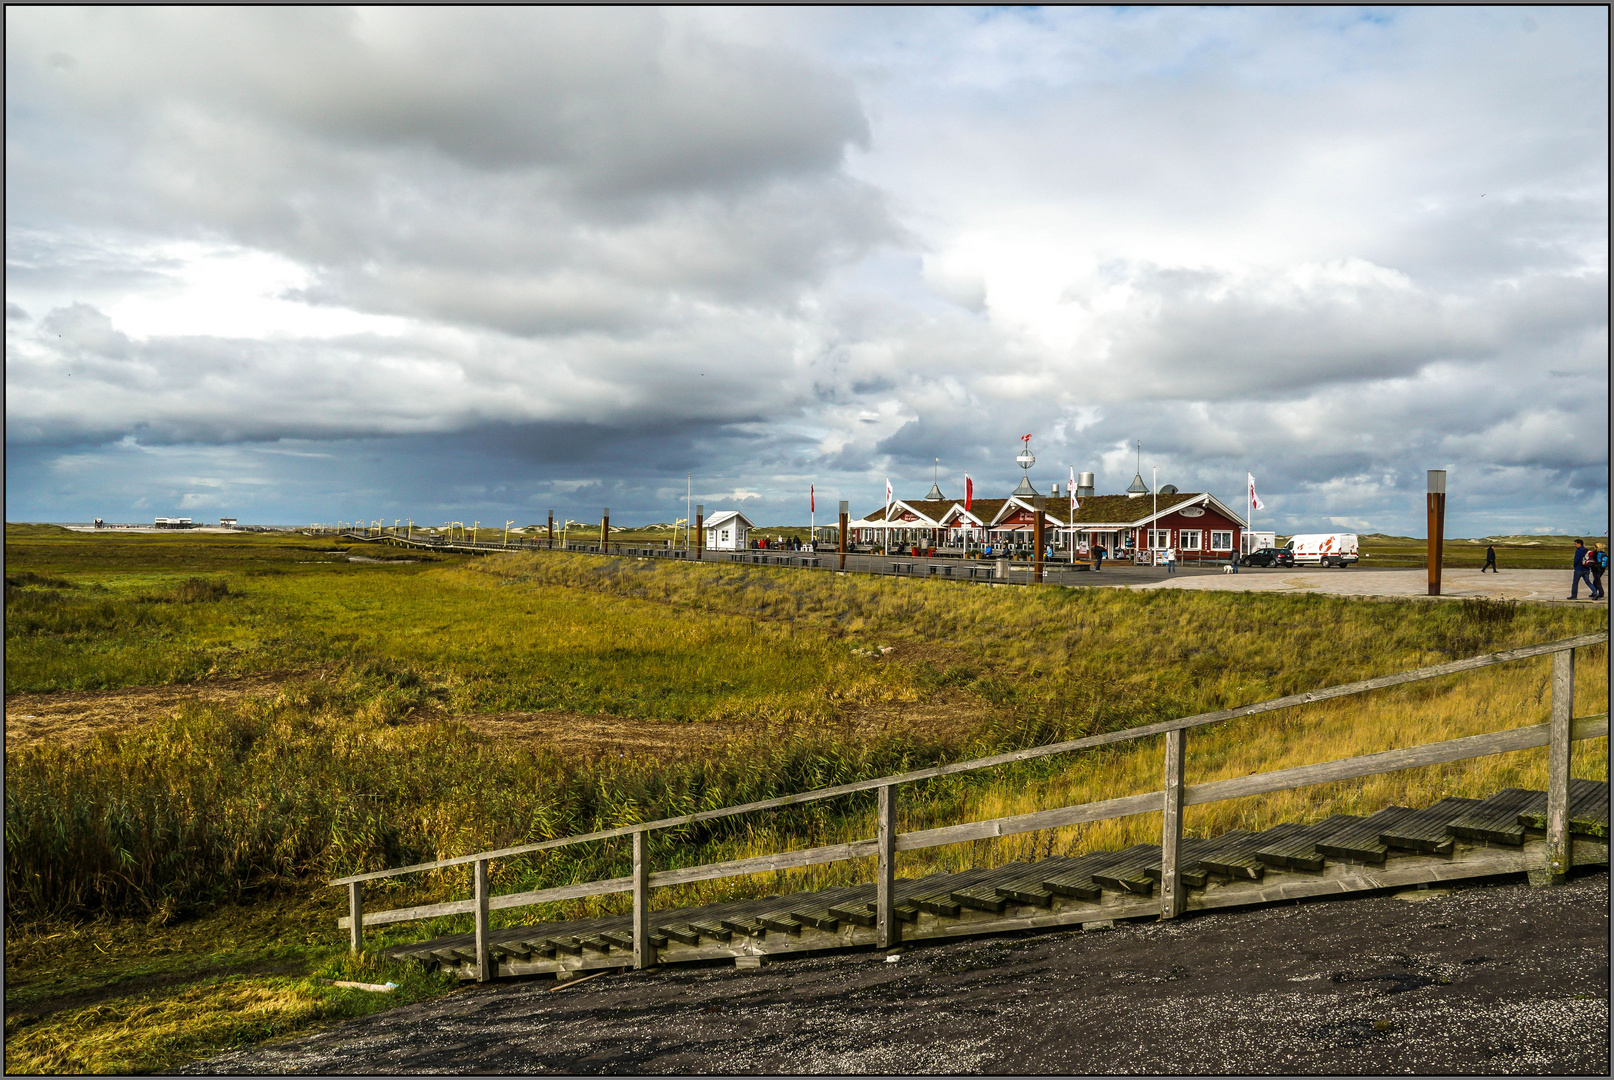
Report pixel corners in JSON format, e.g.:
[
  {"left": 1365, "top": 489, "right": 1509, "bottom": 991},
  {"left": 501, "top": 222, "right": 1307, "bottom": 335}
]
[{"left": 504, "top": 520, "right": 515, "bottom": 548}]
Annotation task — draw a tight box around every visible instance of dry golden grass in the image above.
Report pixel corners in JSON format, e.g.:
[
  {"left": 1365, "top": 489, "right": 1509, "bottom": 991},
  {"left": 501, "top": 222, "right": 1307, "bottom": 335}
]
[{"left": 581, "top": 647, "right": 1609, "bottom": 917}]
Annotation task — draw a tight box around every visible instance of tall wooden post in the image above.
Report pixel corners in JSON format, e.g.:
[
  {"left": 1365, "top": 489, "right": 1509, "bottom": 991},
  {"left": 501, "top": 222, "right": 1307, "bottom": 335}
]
[
  {"left": 633, "top": 829, "right": 654, "bottom": 969},
  {"left": 347, "top": 881, "right": 363, "bottom": 953},
  {"left": 695, "top": 504, "right": 704, "bottom": 559},
  {"left": 1544, "top": 648, "right": 1575, "bottom": 884},
  {"left": 876, "top": 784, "right": 897, "bottom": 948},
  {"left": 1160, "top": 729, "right": 1186, "bottom": 919},
  {"left": 600, "top": 508, "right": 610, "bottom": 550},
  {"left": 474, "top": 858, "right": 491, "bottom": 982},
  {"left": 547, "top": 510, "right": 554, "bottom": 549},
  {"left": 838, "top": 501, "right": 849, "bottom": 571},
  {"left": 1032, "top": 496, "right": 1046, "bottom": 584},
  {"left": 1426, "top": 470, "right": 1446, "bottom": 596}
]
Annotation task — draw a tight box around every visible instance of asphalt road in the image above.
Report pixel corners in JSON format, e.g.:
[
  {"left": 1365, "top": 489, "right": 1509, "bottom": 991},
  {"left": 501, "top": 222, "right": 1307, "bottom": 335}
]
[{"left": 192, "top": 870, "right": 1609, "bottom": 1075}]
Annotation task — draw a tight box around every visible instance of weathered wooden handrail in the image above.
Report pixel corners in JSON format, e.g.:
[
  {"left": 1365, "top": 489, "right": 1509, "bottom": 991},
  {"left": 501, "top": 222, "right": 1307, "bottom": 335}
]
[{"left": 331, "top": 632, "right": 1608, "bottom": 980}]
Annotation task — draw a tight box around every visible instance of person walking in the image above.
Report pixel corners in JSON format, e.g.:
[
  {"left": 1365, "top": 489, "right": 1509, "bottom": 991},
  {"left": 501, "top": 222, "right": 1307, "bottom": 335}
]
[
  {"left": 1483, "top": 544, "right": 1497, "bottom": 573},
  {"left": 1165, "top": 546, "right": 1177, "bottom": 574},
  {"left": 1229, "top": 548, "right": 1239, "bottom": 573},
  {"left": 1093, "top": 546, "right": 1104, "bottom": 572},
  {"left": 1569, "top": 539, "right": 1590, "bottom": 599},
  {"left": 1591, "top": 543, "right": 1608, "bottom": 601}
]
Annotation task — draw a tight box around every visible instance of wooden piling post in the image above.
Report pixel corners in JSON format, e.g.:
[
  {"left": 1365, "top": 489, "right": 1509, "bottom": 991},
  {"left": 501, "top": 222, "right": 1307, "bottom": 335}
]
[
  {"left": 547, "top": 510, "right": 554, "bottom": 549},
  {"left": 1426, "top": 470, "right": 1446, "bottom": 596},
  {"left": 474, "top": 858, "right": 491, "bottom": 981},
  {"left": 601, "top": 508, "right": 610, "bottom": 551},
  {"left": 347, "top": 881, "right": 363, "bottom": 953},
  {"left": 1544, "top": 648, "right": 1575, "bottom": 884},
  {"left": 1160, "top": 729, "right": 1186, "bottom": 918},
  {"left": 695, "top": 504, "right": 704, "bottom": 559},
  {"left": 876, "top": 784, "right": 898, "bottom": 948},
  {"left": 1033, "top": 496, "right": 1046, "bottom": 584},
  {"left": 838, "top": 501, "right": 849, "bottom": 570},
  {"left": 633, "top": 829, "right": 654, "bottom": 969}
]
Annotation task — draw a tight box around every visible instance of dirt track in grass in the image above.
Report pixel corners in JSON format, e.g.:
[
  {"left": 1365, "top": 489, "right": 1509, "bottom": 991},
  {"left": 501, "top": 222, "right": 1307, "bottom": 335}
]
[
  {"left": 186, "top": 870, "right": 1610, "bottom": 1076},
  {"left": 3, "top": 665, "right": 987, "bottom": 756}
]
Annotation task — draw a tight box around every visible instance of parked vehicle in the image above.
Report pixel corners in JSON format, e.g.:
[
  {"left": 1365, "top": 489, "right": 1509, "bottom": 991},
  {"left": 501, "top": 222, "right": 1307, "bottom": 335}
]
[
  {"left": 1240, "top": 547, "right": 1294, "bottom": 568},
  {"left": 1288, "top": 533, "right": 1359, "bottom": 567}
]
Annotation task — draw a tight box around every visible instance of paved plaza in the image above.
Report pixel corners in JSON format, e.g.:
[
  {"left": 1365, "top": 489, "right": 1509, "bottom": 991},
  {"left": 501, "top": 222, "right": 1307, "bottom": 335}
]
[{"left": 1123, "top": 567, "right": 1602, "bottom": 605}]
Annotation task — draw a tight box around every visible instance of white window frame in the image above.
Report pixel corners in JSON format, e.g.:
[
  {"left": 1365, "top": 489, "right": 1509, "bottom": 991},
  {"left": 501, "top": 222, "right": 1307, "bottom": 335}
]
[
  {"left": 1210, "top": 530, "right": 1233, "bottom": 551},
  {"left": 1180, "top": 529, "right": 1203, "bottom": 551},
  {"left": 1148, "top": 529, "right": 1170, "bottom": 549}
]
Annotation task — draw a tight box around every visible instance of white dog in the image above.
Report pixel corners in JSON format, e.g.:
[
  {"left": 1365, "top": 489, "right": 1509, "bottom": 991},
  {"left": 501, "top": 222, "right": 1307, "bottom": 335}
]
[{"left": 1221, "top": 563, "right": 1237, "bottom": 574}]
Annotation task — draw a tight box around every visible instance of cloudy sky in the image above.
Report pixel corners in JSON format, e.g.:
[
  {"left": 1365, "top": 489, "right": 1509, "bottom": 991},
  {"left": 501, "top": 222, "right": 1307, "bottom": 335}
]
[{"left": 6, "top": 7, "right": 1607, "bottom": 534}]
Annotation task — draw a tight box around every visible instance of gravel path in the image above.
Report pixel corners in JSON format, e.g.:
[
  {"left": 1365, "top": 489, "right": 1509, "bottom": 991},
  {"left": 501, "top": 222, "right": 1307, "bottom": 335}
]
[{"left": 192, "top": 871, "right": 1609, "bottom": 1075}]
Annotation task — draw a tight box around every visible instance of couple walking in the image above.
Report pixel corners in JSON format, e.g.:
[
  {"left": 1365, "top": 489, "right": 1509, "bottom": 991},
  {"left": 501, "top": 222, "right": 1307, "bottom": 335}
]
[{"left": 1570, "top": 539, "right": 1607, "bottom": 600}]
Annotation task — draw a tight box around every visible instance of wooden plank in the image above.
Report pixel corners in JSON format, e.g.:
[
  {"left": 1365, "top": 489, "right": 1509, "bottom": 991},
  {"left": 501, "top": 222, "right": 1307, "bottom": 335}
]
[
  {"left": 646, "top": 840, "right": 879, "bottom": 889},
  {"left": 1160, "top": 728, "right": 1187, "bottom": 919},
  {"left": 950, "top": 861, "right": 1030, "bottom": 913},
  {"left": 1378, "top": 796, "right": 1484, "bottom": 854},
  {"left": 1042, "top": 849, "right": 1142, "bottom": 900},
  {"left": 1091, "top": 845, "right": 1163, "bottom": 895},
  {"left": 331, "top": 633, "right": 1606, "bottom": 886},
  {"left": 337, "top": 875, "right": 636, "bottom": 930},
  {"left": 756, "top": 911, "right": 804, "bottom": 935},
  {"left": 348, "top": 882, "right": 363, "bottom": 953},
  {"left": 686, "top": 921, "right": 733, "bottom": 943},
  {"left": 1315, "top": 807, "right": 1416, "bottom": 864},
  {"left": 657, "top": 924, "right": 700, "bottom": 946},
  {"left": 993, "top": 858, "right": 1083, "bottom": 907},
  {"left": 1545, "top": 649, "right": 1574, "bottom": 882},
  {"left": 897, "top": 791, "right": 1164, "bottom": 852},
  {"left": 877, "top": 784, "right": 897, "bottom": 948},
  {"left": 1197, "top": 824, "right": 1307, "bottom": 881},
  {"left": 473, "top": 859, "right": 490, "bottom": 983},
  {"left": 632, "top": 830, "right": 653, "bottom": 971},
  {"left": 1519, "top": 778, "right": 1611, "bottom": 839},
  {"left": 1254, "top": 816, "right": 1361, "bottom": 870}
]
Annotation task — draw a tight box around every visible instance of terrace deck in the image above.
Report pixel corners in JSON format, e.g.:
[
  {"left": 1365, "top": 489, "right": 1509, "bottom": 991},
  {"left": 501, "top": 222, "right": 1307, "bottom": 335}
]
[{"left": 385, "top": 782, "right": 1609, "bottom": 980}]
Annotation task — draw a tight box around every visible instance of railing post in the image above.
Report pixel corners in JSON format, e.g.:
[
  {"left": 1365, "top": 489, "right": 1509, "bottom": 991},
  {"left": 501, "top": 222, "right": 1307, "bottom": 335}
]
[
  {"left": 633, "top": 828, "right": 655, "bottom": 970},
  {"left": 348, "top": 881, "right": 363, "bottom": 953},
  {"left": 474, "top": 858, "right": 491, "bottom": 981},
  {"left": 877, "top": 784, "right": 898, "bottom": 948},
  {"left": 1160, "top": 728, "right": 1186, "bottom": 919},
  {"left": 1544, "top": 648, "right": 1575, "bottom": 885}
]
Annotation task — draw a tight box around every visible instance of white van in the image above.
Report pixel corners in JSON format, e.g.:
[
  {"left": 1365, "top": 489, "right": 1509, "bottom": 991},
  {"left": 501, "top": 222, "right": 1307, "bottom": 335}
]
[{"left": 1287, "top": 533, "right": 1359, "bottom": 567}]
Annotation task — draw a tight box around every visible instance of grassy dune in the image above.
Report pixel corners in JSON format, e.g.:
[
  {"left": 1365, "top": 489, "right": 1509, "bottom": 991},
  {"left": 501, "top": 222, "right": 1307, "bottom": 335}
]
[{"left": 4, "top": 529, "right": 1608, "bottom": 1073}]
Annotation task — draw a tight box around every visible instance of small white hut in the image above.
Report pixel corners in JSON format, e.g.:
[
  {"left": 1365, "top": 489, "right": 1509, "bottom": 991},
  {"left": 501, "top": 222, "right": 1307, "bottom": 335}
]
[{"left": 704, "top": 510, "right": 754, "bottom": 550}]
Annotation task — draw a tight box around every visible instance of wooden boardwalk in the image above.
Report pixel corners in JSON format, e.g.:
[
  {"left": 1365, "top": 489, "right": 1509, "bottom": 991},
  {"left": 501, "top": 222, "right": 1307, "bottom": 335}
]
[
  {"left": 387, "top": 781, "right": 1609, "bottom": 981},
  {"left": 329, "top": 632, "right": 1607, "bottom": 983}
]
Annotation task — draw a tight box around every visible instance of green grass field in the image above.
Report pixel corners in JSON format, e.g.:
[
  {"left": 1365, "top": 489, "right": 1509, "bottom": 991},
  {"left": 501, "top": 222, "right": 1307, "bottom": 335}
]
[{"left": 4, "top": 523, "right": 1607, "bottom": 1073}]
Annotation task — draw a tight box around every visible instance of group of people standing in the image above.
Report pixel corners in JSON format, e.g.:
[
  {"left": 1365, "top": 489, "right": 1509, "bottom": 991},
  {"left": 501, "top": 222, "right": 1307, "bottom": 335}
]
[{"left": 1570, "top": 539, "right": 1607, "bottom": 601}]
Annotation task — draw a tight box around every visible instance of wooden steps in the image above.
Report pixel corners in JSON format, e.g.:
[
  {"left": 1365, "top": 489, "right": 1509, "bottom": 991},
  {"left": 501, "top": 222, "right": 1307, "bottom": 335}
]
[
  {"left": 1517, "top": 777, "right": 1610, "bottom": 839},
  {"left": 384, "top": 783, "right": 1610, "bottom": 980}
]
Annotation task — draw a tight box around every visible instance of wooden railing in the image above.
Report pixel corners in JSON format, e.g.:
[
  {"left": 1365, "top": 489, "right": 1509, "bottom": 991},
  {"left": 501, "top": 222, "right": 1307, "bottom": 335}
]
[{"left": 330, "top": 632, "right": 1609, "bottom": 980}]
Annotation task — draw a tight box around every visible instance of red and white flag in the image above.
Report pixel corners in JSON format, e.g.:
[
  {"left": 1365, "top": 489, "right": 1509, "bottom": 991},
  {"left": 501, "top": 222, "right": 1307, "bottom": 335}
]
[
  {"left": 1248, "top": 473, "right": 1266, "bottom": 512},
  {"left": 885, "top": 477, "right": 893, "bottom": 516},
  {"left": 810, "top": 485, "right": 815, "bottom": 513},
  {"left": 964, "top": 474, "right": 973, "bottom": 511},
  {"left": 1068, "top": 466, "right": 1079, "bottom": 512}
]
